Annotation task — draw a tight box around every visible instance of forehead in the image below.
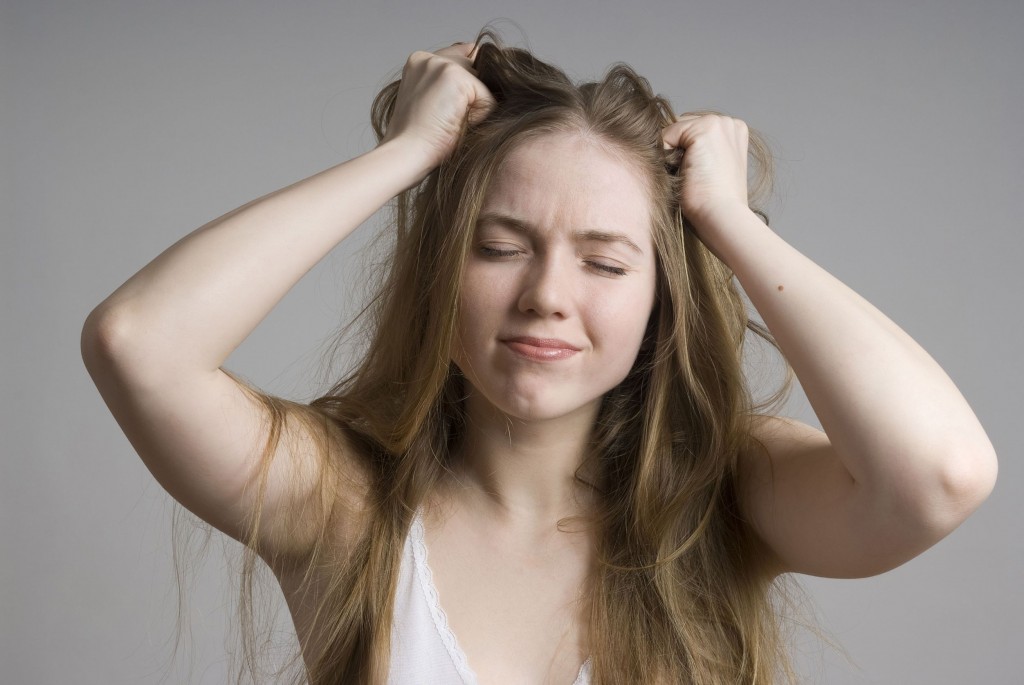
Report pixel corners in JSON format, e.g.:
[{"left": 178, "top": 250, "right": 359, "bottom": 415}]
[{"left": 481, "top": 132, "right": 654, "bottom": 242}]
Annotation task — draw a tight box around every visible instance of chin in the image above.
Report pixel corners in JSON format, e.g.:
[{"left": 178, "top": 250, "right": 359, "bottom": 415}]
[
  {"left": 456, "top": 361, "right": 614, "bottom": 425},
  {"left": 488, "top": 389, "right": 603, "bottom": 425}
]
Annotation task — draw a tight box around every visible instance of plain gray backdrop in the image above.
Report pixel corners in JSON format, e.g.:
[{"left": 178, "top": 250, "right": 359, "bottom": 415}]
[{"left": 4, "top": 1, "right": 1022, "bottom": 683}]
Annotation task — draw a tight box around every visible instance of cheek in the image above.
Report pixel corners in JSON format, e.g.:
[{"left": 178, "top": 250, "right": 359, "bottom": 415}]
[
  {"left": 587, "top": 307, "right": 649, "bottom": 377},
  {"left": 459, "top": 262, "right": 518, "bottom": 321},
  {"left": 592, "top": 276, "right": 656, "bottom": 345},
  {"left": 611, "top": 307, "right": 653, "bottom": 353},
  {"left": 454, "top": 269, "right": 504, "bottom": 355}
]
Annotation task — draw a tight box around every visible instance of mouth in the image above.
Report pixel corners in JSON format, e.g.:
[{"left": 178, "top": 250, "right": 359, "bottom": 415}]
[{"left": 500, "top": 336, "right": 581, "bottom": 361}]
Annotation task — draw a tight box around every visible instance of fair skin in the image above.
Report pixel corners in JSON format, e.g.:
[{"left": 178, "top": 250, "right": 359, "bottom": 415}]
[
  {"left": 81, "top": 41, "right": 997, "bottom": 683},
  {"left": 449, "top": 131, "right": 657, "bottom": 527},
  {"left": 659, "top": 112, "right": 997, "bottom": 578},
  {"left": 418, "top": 131, "right": 659, "bottom": 682}
]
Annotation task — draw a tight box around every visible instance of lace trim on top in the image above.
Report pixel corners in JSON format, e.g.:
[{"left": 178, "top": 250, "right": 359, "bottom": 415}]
[
  {"left": 409, "top": 508, "right": 593, "bottom": 685},
  {"left": 410, "top": 508, "right": 479, "bottom": 684}
]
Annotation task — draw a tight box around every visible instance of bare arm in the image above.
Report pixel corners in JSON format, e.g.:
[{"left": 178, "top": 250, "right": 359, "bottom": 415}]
[
  {"left": 662, "top": 114, "right": 997, "bottom": 579},
  {"left": 80, "top": 141, "right": 433, "bottom": 559},
  {"left": 84, "top": 140, "right": 433, "bottom": 373},
  {"left": 722, "top": 207, "right": 996, "bottom": 578},
  {"left": 81, "top": 43, "right": 495, "bottom": 563}
]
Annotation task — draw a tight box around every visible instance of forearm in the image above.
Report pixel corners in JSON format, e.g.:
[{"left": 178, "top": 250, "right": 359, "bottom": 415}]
[
  {"left": 703, "top": 207, "right": 996, "bottom": 500},
  {"left": 84, "top": 139, "right": 433, "bottom": 374}
]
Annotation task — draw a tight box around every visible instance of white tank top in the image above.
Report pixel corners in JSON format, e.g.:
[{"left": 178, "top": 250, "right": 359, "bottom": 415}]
[{"left": 388, "top": 507, "right": 593, "bottom": 684}]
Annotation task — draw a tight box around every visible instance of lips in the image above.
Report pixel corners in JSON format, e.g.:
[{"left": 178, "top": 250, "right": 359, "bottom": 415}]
[{"left": 501, "top": 336, "right": 581, "bottom": 361}]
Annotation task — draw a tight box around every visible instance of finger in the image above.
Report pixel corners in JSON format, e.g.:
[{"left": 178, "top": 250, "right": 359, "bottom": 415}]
[
  {"left": 467, "top": 80, "right": 497, "bottom": 126},
  {"left": 443, "top": 55, "right": 476, "bottom": 71},
  {"left": 432, "top": 43, "right": 478, "bottom": 73},
  {"left": 435, "top": 42, "right": 477, "bottom": 59},
  {"left": 661, "top": 119, "right": 699, "bottom": 150},
  {"left": 661, "top": 113, "right": 716, "bottom": 149}
]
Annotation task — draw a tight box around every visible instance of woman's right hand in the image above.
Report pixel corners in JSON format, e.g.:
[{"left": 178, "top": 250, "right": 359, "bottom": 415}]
[{"left": 379, "top": 42, "right": 496, "bottom": 172}]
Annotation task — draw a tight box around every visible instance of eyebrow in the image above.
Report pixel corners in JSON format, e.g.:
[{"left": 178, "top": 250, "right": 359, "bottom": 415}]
[{"left": 475, "top": 211, "right": 645, "bottom": 256}]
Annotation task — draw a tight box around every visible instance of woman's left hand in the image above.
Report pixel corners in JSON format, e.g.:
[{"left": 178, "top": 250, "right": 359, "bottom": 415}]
[{"left": 662, "top": 113, "right": 751, "bottom": 234}]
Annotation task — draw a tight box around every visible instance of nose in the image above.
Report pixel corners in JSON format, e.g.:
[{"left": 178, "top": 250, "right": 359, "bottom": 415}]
[{"left": 517, "top": 253, "right": 571, "bottom": 319}]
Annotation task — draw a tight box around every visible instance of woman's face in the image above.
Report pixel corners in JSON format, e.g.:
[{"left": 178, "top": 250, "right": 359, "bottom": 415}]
[{"left": 453, "top": 131, "right": 658, "bottom": 423}]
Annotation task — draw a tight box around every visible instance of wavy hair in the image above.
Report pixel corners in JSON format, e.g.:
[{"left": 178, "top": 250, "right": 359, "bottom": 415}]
[{"left": 168, "top": 24, "right": 820, "bottom": 685}]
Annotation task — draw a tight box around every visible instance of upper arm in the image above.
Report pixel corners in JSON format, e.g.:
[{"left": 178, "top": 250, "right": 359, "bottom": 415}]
[
  {"left": 82, "top": 313, "right": 371, "bottom": 567},
  {"left": 736, "top": 415, "right": 962, "bottom": 580}
]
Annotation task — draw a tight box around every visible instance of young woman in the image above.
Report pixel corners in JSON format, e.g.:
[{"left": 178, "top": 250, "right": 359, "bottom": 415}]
[{"left": 81, "top": 29, "right": 997, "bottom": 685}]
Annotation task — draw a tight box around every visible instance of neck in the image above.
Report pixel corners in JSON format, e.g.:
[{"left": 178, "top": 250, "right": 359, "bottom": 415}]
[{"left": 447, "top": 391, "right": 600, "bottom": 528}]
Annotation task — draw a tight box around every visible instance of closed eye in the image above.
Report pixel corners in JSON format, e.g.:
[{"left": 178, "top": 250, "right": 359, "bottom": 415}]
[
  {"left": 479, "top": 246, "right": 521, "bottom": 258},
  {"left": 479, "top": 245, "right": 629, "bottom": 276},
  {"left": 588, "top": 261, "right": 628, "bottom": 276}
]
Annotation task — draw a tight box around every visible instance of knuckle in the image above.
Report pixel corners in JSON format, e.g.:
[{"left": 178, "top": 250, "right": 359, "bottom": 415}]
[
  {"left": 403, "top": 51, "right": 429, "bottom": 73},
  {"left": 437, "top": 60, "right": 468, "bottom": 82}
]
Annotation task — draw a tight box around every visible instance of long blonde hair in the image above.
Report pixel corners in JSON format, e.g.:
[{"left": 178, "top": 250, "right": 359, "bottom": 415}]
[{"left": 172, "top": 25, "right": 817, "bottom": 684}]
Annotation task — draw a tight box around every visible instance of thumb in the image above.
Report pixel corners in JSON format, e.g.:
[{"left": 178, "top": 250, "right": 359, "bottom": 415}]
[{"left": 466, "top": 79, "right": 497, "bottom": 126}]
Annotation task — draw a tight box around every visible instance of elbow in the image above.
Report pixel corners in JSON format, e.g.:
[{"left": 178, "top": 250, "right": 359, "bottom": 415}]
[
  {"left": 81, "top": 307, "right": 114, "bottom": 369},
  {"left": 848, "top": 441, "right": 998, "bottom": 578},
  {"left": 939, "top": 440, "right": 998, "bottom": 520},
  {"left": 81, "top": 305, "right": 135, "bottom": 371},
  {"left": 906, "top": 440, "right": 999, "bottom": 538}
]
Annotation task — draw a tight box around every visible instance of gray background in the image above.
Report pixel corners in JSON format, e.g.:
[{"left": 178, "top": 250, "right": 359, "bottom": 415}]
[{"left": 4, "top": 1, "right": 1022, "bottom": 683}]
